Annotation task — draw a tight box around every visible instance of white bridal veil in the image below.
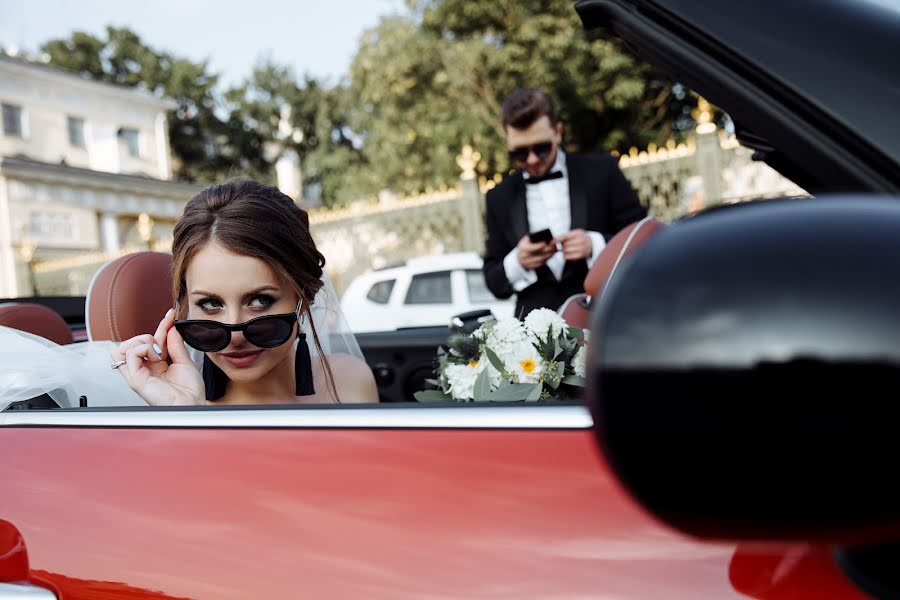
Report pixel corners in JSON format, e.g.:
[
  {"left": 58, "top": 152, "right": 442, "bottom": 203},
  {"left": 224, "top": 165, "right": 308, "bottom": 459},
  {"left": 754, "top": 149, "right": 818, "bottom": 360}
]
[
  {"left": 0, "top": 328, "right": 144, "bottom": 410},
  {"left": 0, "top": 273, "right": 364, "bottom": 412}
]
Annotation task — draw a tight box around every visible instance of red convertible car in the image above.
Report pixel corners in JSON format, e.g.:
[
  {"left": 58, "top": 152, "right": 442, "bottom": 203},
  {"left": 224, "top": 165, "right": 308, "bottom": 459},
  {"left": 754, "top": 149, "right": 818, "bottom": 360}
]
[{"left": 1, "top": 0, "right": 898, "bottom": 598}]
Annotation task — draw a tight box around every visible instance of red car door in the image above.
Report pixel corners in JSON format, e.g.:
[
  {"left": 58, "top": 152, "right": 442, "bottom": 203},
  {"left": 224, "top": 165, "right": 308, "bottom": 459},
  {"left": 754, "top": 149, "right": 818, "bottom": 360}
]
[{"left": 0, "top": 404, "right": 862, "bottom": 599}]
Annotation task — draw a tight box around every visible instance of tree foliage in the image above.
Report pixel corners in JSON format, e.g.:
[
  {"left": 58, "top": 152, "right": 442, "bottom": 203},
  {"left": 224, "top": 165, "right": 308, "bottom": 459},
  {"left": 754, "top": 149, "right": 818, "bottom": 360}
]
[
  {"left": 223, "top": 62, "right": 366, "bottom": 203},
  {"left": 36, "top": 1, "right": 699, "bottom": 205},
  {"left": 347, "top": 0, "right": 697, "bottom": 194},
  {"left": 41, "top": 26, "right": 231, "bottom": 183}
]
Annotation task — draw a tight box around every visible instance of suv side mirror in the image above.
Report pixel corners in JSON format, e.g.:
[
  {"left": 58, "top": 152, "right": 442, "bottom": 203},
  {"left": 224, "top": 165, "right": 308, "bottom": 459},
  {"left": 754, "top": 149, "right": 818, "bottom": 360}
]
[{"left": 450, "top": 309, "right": 495, "bottom": 334}]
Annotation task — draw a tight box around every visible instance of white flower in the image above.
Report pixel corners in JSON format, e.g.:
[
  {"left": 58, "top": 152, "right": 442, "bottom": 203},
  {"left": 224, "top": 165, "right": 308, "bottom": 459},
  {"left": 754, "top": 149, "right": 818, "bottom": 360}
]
[
  {"left": 504, "top": 343, "right": 544, "bottom": 384},
  {"left": 483, "top": 318, "right": 529, "bottom": 361},
  {"left": 524, "top": 308, "right": 569, "bottom": 342},
  {"left": 572, "top": 346, "right": 587, "bottom": 378},
  {"left": 487, "top": 318, "right": 528, "bottom": 343},
  {"left": 477, "top": 353, "right": 504, "bottom": 388},
  {"left": 444, "top": 363, "right": 481, "bottom": 400}
]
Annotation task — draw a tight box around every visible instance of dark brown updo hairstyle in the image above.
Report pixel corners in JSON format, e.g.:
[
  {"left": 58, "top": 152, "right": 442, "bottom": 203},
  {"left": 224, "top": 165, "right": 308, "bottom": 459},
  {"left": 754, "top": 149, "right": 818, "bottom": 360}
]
[{"left": 172, "top": 179, "right": 338, "bottom": 401}]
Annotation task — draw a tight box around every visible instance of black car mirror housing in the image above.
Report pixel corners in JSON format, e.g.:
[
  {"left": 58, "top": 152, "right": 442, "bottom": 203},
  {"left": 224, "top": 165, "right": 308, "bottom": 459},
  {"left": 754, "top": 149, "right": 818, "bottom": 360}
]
[{"left": 587, "top": 195, "right": 900, "bottom": 544}]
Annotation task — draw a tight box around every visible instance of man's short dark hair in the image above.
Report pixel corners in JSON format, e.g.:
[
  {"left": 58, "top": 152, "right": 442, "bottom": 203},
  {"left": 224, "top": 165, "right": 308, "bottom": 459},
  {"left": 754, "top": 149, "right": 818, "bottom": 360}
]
[{"left": 501, "top": 88, "right": 558, "bottom": 130}]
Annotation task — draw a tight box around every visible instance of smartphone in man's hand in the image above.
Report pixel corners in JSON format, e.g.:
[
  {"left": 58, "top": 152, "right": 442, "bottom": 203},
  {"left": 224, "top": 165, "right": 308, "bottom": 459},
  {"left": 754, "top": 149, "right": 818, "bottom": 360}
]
[{"left": 528, "top": 228, "right": 553, "bottom": 244}]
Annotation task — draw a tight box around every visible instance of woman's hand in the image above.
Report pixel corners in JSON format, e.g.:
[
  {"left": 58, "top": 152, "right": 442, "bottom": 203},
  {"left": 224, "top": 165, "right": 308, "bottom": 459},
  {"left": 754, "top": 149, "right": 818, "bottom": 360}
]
[{"left": 111, "top": 309, "right": 204, "bottom": 406}]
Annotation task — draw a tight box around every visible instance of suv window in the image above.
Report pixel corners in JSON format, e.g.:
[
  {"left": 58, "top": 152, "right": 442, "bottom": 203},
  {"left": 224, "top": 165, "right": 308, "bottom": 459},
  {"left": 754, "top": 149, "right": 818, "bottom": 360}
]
[
  {"left": 366, "top": 279, "right": 395, "bottom": 304},
  {"left": 465, "top": 269, "right": 494, "bottom": 304},
  {"left": 405, "top": 271, "right": 452, "bottom": 304}
]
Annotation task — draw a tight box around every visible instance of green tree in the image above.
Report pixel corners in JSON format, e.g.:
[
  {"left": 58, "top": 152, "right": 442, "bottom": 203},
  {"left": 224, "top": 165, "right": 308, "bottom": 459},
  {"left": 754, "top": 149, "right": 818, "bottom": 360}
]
[
  {"left": 38, "top": 3, "right": 700, "bottom": 204},
  {"left": 40, "top": 28, "right": 363, "bottom": 206},
  {"left": 347, "top": 0, "right": 697, "bottom": 193},
  {"left": 41, "top": 32, "right": 106, "bottom": 80},
  {"left": 348, "top": 16, "right": 488, "bottom": 196},
  {"left": 223, "top": 60, "right": 367, "bottom": 206}
]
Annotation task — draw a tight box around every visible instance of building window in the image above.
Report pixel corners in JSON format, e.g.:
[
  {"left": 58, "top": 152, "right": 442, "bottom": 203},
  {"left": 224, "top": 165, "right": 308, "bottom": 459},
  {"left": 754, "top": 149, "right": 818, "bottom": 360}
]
[
  {"left": 68, "top": 116, "right": 86, "bottom": 148},
  {"left": 118, "top": 127, "right": 140, "bottom": 157},
  {"left": 2, "top": 103, "right": 23, "bottom": 137}
]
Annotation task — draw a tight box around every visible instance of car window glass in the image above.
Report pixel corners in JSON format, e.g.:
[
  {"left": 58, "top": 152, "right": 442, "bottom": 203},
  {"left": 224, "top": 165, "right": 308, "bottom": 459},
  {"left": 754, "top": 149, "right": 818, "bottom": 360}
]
[
  {"left": 465, "top": 270, "right": 494, "bottom": 304},
  {"left": 404, "top": 271, "right": 452, "bottom": 304},
  {"left": 366, "top": 279, "right": 395, "bottom": 304}
]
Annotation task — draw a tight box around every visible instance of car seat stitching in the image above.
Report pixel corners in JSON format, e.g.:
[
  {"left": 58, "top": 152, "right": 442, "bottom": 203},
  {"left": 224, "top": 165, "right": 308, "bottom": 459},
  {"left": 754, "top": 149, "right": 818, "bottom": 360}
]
[{"left": 603, "top": 216, "right": 654, "bottom": 299}]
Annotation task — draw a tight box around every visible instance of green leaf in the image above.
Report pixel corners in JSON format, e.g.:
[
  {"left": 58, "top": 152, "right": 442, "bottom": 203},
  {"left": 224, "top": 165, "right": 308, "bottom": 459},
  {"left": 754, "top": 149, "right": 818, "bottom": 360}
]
[
  {"left": 568, "top": 327, "right": 585, "bottom": 340},
  {"left": 424, "top": 378, "right": 439, "bottom": 387},
  {"left": 526, "top": 383, "right": 544, "bottom": 402},
  {"left": 544, "top": 361, "right": 561, "bottom": 390},
  {"left": 544, "top": 337, "right": 554, "bottom": 357},
  {"left": 414, "top": 390, "right": 451, "bottom": 402},
  {"left": 553, "top": 339, "right": 563, "bottom": 359},
  {"left": 561, "top": 375, "right": 586, "bottom": 387},
  {"left": 485, "top": 383, "right": 540, "bottom": 402},
  {"left": 483, "top": 346, "right": 506, "bottom": 374},
  {"left": 472, "top": 368, "right": 492, "bottom": 401}
]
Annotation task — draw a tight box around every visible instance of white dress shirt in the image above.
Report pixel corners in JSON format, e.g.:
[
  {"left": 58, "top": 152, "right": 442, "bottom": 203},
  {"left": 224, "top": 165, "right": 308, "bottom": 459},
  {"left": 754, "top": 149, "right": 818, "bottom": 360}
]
[{"left": 502, "top": 151, "right": 607, "bottom": 292}]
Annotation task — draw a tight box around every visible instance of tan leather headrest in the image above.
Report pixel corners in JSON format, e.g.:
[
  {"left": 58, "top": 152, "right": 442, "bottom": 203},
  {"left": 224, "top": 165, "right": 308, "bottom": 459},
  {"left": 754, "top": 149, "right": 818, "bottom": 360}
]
[
  {"left": 86, "top": 251, "right": 173, "bottom": 342},
  {"left": 584, "top": 217, "right": 665, "bottom": 298},
  {"left": 557, "top": 293, "right": 590, "bottom": 329},
  {"left": 0, "top": 302, "right": 73, "bottom": 345}
]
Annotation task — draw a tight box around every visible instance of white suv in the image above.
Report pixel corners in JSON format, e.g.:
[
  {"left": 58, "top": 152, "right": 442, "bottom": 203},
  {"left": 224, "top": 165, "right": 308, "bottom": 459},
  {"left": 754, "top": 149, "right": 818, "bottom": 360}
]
[{"left": 340, "top": 252, "right": 515, "bottom": 333}]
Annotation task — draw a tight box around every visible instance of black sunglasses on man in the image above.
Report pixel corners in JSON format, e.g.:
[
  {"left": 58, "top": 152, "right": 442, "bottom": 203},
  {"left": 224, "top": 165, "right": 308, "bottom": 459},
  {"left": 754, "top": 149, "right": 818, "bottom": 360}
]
[{"left": 508, "top": 141, "right": 554, "bottom": 164}]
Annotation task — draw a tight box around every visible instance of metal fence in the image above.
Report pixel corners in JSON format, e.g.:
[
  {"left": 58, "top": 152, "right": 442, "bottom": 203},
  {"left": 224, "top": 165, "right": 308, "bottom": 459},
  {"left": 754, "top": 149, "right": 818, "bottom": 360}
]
[{"left": 33, "top": 122, "right": 804, "bottom": 297}]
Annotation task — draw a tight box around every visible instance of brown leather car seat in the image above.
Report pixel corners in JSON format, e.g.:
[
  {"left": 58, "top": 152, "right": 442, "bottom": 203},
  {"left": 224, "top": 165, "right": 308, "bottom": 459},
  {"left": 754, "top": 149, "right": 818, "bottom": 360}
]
[
  {"left": 558, "top": 217, "right": 666, "bottom": 328},
  {"left": 0, "top": 302, "right": 74, "bottom": 345},
  {"left": 86, "top": 251, "right": 174, "bottom": 342}
]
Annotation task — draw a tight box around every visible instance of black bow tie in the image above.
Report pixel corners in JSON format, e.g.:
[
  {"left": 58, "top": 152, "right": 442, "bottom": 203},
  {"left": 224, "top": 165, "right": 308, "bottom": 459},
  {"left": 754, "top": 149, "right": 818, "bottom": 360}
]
[{"left": 525, "top": 170, "right": 564, "bottom": 185}]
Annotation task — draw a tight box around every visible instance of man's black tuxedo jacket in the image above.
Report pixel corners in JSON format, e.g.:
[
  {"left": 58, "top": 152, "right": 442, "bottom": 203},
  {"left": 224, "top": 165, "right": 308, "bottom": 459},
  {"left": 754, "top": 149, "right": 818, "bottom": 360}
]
[{"left": 482, "top": 153, "right": 646, "bottom": 317}]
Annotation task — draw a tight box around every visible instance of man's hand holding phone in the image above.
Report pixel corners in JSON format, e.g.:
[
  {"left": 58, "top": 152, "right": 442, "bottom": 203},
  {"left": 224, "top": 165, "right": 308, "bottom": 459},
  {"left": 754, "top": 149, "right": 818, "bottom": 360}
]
[
  {"left": 556, "top": 228, "right": 593, "bottom": 261},
  {"left": 517, "top": 229, "right": 557, "bottom": 270}
]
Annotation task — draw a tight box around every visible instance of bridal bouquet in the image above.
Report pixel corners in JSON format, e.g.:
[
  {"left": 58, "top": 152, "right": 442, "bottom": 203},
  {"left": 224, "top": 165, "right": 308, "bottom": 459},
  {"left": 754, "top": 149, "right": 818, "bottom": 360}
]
[{"left": 415, "top": 308, "right": 588, "bottom": 402}]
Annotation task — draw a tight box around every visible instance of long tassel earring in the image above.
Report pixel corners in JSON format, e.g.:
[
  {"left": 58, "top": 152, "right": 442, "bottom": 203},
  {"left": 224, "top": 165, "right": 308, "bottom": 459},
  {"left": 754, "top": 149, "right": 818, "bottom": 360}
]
[
  {"left": 202, "top": 354, "right": 228, "bottom": 402},
  {"left": 295, "top": 333, "right": 315, "bottom": 396}
]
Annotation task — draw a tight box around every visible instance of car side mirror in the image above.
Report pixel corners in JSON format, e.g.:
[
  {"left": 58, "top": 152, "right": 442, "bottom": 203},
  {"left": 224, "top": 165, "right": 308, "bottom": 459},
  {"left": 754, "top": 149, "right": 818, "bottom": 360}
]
[
  {"left": 587, "top": 196, "right": 900, "bottom": 545},
  {"left": 450, "top": 309, "right": 495, "bottom": 335}
]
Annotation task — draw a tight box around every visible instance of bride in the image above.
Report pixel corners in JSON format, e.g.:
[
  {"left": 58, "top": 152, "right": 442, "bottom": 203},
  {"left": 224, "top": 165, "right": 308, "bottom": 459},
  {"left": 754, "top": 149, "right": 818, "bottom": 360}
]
[
  {"left": 0, "top": 179, "right": 376, "bottom": 410},
  {"left": 109, "top": 179, "right": 378, "bottom": 406}
]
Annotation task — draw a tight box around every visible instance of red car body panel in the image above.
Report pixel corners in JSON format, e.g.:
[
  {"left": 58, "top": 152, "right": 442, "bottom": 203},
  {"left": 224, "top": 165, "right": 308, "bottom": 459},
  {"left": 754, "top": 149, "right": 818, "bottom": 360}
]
[{"left": 0, "top": 425, "right": 864, "bottom": 599}]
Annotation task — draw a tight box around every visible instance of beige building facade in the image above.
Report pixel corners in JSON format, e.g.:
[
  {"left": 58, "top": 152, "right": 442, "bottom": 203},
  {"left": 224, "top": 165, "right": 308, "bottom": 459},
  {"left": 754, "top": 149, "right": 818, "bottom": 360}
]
[{"left": 0, "top": 54, "right": 201, "bottom": 297}]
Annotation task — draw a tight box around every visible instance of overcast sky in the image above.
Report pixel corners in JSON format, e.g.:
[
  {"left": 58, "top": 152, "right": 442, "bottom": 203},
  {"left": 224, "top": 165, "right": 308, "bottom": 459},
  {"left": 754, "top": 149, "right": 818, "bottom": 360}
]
[{"left": 0, "top": 0, "right": 406, "bottom": 86}]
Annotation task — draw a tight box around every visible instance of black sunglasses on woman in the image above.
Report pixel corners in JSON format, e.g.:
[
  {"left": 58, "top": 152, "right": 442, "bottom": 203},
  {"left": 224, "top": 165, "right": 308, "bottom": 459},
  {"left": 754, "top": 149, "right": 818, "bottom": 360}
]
[{"left": 174, "top": 299, "right": 303, "bottom": 352}]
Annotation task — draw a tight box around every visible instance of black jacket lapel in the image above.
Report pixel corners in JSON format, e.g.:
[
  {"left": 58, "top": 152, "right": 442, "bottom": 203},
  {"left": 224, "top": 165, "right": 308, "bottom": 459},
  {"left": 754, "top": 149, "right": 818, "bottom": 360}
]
[
  {"left": 567, "top": 154, "right": 588, "bottom": 231},
  {"left": 561, "top": 154, "right": 589, "bottom": 281},
  {"left": 509, "top": 173, "right": 529, "bottom": 245}
]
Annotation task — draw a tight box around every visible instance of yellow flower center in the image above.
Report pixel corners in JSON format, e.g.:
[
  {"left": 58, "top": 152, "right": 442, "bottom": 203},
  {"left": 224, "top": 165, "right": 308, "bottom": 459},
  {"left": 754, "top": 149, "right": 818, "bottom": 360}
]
[
  {"left": 520, "top": 358, "right": 536, "bottom": 374},
  {"left": 468, "top": 359, "right": 479, "bottom": 368}
]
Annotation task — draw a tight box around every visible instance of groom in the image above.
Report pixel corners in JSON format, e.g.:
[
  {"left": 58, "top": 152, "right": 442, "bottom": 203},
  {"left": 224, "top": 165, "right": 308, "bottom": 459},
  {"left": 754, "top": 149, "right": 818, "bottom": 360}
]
[{"left": 482, "top": 87, "right": 646, "bottom": 317}]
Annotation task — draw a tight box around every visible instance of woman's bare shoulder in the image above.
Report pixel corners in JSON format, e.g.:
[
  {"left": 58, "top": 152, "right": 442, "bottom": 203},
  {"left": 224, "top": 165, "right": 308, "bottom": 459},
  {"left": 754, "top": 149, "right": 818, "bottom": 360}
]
[{"left": 316, "top": 353, "right": 379, "bottom": 404}]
